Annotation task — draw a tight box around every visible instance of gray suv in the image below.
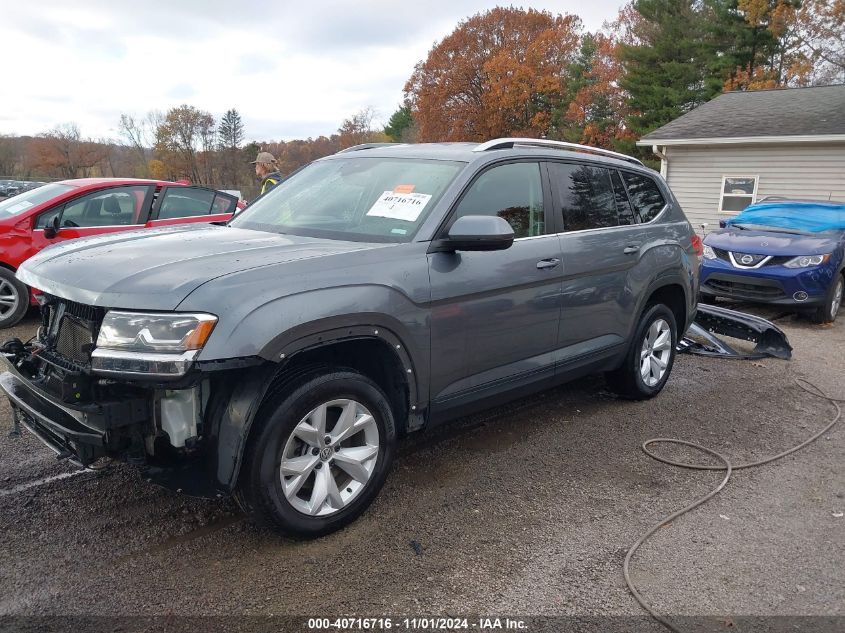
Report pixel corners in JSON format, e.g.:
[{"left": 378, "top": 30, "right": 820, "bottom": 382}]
[{"left": 1, "top": 139, "right": 700, "bottom": 536}]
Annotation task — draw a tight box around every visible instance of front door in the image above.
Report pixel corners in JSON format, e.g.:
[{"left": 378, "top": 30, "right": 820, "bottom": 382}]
[
  {"left": 31, "top": 185, "right": 155, "bottom": 251},
  {"left": 428, "top": 161, "right": 562, "bottom": 410}
]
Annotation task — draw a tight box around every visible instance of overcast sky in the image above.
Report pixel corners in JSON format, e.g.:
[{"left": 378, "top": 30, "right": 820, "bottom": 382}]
[{"left": 0, "top": 0, "right": 624, "bottom": 143}]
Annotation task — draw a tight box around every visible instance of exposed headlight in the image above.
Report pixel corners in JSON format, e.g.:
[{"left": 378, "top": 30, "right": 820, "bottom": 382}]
[
  {"left": 702, "top": 244, "right": 717, "bottom": 260},
  {"left": 96, "top": 311, "right": 217, "bottom": 353},
  {"left": 783, "top": 254, "right": 830, "bottom": 269}
]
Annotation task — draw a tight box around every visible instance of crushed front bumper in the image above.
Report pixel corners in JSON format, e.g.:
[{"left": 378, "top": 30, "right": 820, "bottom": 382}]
[
  {"left": 679, "top": 303, "right": 793, "bottom": 360},
  {"left": 0, "top": 361, "right": 152, "bottom": 467}
]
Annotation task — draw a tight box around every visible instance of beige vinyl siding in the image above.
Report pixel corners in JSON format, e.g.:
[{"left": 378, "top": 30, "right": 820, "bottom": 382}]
[{"left": 664, "top": 143, "right": 845, "bottom": 235}]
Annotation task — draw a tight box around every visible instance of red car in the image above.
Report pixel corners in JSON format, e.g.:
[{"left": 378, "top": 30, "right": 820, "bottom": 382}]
[{"left": 0, "top": 178, "right": 242, "bottom": 327}]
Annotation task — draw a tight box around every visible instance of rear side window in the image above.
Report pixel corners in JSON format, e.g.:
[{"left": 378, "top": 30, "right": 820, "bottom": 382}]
[
  {"left": 549, "top": 163, "right": 618, "bottom": 231},
  {"left": 452, "top": 162, "right": 546, "bottom": 238},
  {"left": 621, "top": 172, "right": 666, "bottom": 223},
  {"left": 157, "top": 188, "right": 215, "bottom": 219}
]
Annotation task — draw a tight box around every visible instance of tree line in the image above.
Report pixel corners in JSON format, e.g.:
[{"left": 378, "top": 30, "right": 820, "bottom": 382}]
[{"left": 1, "top": 0, "right": 842, "bottom": 192}]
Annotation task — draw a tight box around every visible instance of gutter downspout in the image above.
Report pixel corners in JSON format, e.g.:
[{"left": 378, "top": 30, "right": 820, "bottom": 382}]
[{"left": 652, "top": 145, "right": 668, "bottom": 179}]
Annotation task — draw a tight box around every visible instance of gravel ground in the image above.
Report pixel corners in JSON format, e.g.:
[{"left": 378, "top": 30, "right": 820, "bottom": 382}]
[{"left": 0, "top": 303, "right": 842, "bottom": 631}]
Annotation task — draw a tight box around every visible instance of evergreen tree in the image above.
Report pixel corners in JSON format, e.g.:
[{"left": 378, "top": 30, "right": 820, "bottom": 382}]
[
  {"left": 217, "top": 108, "right": 245, "bottom": 151},
  {"left": 619, "top": 0, "right": 720, "bottom": 137},
  {"left": 383, "top": 105, "right": 414, "bottom": 142}
]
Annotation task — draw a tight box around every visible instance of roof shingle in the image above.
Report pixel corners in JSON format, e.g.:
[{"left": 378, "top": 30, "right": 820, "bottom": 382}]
[{"left": 640, "top": 84, "right": 845, "bottom": 142}]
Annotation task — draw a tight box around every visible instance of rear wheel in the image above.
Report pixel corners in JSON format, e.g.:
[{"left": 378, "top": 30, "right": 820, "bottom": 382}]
[
  {"left": 811, "top": 273, "right": 844, "bottom": 324},
  {"left": 235, "top": 368, "right": 396, "bottom": 537},
  {"left": 606, "top": 303, "right": 678, "bottom": 400},
  {"left": 0, "top": 268, "right": 29, "bottom": 329}
]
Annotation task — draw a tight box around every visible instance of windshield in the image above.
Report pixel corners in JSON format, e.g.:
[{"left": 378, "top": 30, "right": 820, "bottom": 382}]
[
  {"left": 0, "top": 183, "right": 74, "bottom": 217},
  {"left": 230, "top": 157, "right": 465, "bottom": 242}
]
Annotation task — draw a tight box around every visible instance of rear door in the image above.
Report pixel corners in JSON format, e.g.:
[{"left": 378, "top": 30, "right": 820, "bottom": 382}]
[
  {"left": 548, "top": 162, "right": 645, "bottom": 362},
  {"left": 147, "top": 186, "right": 237, "bottom": 228},
  {"left": 32, "top": 185, "right": 155, "bottom": 251}
]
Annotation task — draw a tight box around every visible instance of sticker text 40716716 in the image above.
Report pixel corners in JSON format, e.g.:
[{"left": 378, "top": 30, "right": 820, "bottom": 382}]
[{"left": 366, "top": 191, "right": 432, "bottom": 222}]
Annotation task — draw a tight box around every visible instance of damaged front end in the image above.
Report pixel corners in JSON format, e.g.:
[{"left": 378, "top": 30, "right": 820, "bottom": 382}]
[
  {"left": 679, "top": 303, "right": 793, "bottom": 360},
  {"left": 0, "top": 295, "right": 219, "bottom": 493}
]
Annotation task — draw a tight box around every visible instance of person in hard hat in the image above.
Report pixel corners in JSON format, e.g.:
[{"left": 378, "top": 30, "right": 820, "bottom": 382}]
[{"left": 251, "top": 151, "right": 284, "bottom": 196}]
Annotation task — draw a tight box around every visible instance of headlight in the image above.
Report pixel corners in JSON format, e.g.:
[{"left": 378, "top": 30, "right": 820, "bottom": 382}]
[
  {"left": 702, "top": 244, "right": 717, "bottom": 260},
  {"left": 783, "top": 254, "right": 830, "bottom": 269},
  {"left": 96, "top": 311, "right": 217, "bottom": 353}
]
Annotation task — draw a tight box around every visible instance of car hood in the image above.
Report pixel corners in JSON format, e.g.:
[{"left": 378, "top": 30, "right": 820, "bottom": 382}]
[
  {"left": 704, "top": 228, "right": 840, "bottom": 256},
  {"left": 17, "top": 224, "right": 387, "bottom": 310}
]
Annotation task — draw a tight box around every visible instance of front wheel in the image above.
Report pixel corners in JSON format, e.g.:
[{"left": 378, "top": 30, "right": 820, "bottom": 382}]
[
  {"left": 0, "top": 268, "right": 29, "bottom": 329},
  {"left": 811, "top": 273, "right": 843, "bottom": 324},
  {"left": 606, "top": 304, "right": 678, "bottom": 400},
  {"left": 235, "top": 368, "right": 396, "bottom": 537}
]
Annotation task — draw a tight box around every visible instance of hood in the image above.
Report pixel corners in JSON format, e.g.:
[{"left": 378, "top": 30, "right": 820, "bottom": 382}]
[
  {"left": 703, "top": 227, "right": 840, "bottom": 256},
  {"left": 17, "top": 224, "right": 385, "bottom": 310}
]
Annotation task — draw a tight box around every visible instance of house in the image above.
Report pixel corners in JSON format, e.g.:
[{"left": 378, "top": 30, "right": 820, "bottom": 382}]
[{"left": 637, "top": 84, "right": 845, "bottom": 234}]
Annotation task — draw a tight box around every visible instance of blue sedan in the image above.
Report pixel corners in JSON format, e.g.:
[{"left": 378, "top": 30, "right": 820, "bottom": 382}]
[{"left": 700, "top": 200, "right": 845, "bottom": 323}]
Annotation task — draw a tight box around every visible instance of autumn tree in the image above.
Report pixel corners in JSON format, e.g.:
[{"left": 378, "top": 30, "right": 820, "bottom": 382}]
[
  {"left": 335, "top": 107, "right": 391, "bottom": 149},
  {"left": 0, "top": 135, "right": 17, "bottom": 177},
  {"left": 794, "top": 0, "right": 845, "bottom": 84},
  {"left": 31, "top": 123, "right": 109, "bottom": 179},
  {"left": 154, "top": 105, "right": 215, "bottom": 183},
  {"left": 405, "top": 7, "right": 582, "bottom": 141},
  {"left": 557, "top": 33, "right": 630, "bottom": 149}
]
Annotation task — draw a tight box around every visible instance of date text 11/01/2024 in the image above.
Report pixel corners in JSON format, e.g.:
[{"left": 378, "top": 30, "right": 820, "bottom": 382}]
[{"left": 307, "top": 618, "right": 528, "bottom": 630}]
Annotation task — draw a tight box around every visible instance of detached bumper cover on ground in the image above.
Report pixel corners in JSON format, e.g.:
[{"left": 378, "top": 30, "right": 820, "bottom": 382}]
[{"left": 679, "top": 303, "right": 793, "bottom": 360}]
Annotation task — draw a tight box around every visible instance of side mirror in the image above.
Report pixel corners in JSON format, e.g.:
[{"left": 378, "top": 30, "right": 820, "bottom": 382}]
[
  {"left": 43, "top": 214, "right": 60, "bottom": 239},
  {"left": 431, "top": 215, "right": 515, "bottom": 253}
]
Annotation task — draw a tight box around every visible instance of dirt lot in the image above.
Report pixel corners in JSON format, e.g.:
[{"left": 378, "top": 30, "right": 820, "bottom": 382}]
[{"left": 0, "top": 303, "right": 842, "bottom": 631}]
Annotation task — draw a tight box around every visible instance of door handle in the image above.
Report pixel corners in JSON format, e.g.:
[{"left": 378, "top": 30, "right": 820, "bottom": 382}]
[
  {"left": 623, "top": 245, "right": 640, "bottom": 254},
  {"left": 536, "top": 258, "right": 560, "bottom": 270}
]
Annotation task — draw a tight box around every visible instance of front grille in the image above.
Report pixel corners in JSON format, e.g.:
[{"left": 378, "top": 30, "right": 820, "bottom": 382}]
[
  {"left": 55, "top": 316, "right": 95, "bottom": 364},
  {"left": 731, "top": 251, "right": 768, "bottom": 267},
  {"left": 714, "top": 248, "right": 792, "bottom": 268},
  {"left": 38, "top": 296, "right": 106, "bottom": 370}
]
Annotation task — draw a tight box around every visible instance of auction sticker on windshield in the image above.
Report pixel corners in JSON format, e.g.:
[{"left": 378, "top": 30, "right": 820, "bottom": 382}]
[{"left": 367, "top": 191, "right": 432, "bottom": 222}]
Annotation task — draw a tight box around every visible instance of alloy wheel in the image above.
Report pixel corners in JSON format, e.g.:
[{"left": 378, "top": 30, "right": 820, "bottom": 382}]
[
  {"left": 639, "top": 318, "right": 672, "bottom": 388},
  {"left": 280, "top": 398, "right": 380, "bottom": 517},
  {"left": 831, "top": 277, "right": 843, "bottom": 320},
  {"left": 0, "top": 279, "right": 19, "bottom": 318}
]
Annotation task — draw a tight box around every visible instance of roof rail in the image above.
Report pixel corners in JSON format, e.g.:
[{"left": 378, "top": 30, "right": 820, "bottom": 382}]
[
  {"left": 473, "top": 137, "right": 644, "bottom": 166},
  {"left": 337, "top": 143, "right": 404, "bottom": 154}
]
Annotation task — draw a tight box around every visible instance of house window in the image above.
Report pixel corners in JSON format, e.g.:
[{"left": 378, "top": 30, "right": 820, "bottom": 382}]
[{"left": 719, "top": 176, "right": 758, "bottom": 214}]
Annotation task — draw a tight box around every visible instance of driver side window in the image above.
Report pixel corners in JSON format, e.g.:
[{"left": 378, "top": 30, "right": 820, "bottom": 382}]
[
  {"left": 36, "top": 186, "right": 151, "bottom": 229},
  {"left": 452, "top": 162, "right": 546, "bottom": 239}
]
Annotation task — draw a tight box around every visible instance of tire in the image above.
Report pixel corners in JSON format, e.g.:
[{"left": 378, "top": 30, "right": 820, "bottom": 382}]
[
  {"left": 235, "top": 367, "right": 396, "bottom": 538},
  {"left": 811, "top": 272, "right": 844, "bottom": 324},
  {"left": 606, "top": 303, "right": 678, "bottom": 400},
  {"left": 0, "top": 268, "right": 29, "bottom": 329}
]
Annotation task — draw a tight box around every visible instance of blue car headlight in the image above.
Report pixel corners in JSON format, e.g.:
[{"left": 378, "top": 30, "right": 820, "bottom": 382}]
[
  {"left": 702, "top": 245, "right": 717, "bottom": 260},
  {"left": 783, "top": 254, "right": 830, "bottom": 269}
]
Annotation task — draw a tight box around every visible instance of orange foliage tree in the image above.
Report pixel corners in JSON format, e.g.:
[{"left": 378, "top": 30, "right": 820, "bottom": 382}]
[
  {"left": 562, "top": 34, "right": 631, "bottom": 148},
  {"left": 404, "top": 7, "right": 582, "bottom": 141}
]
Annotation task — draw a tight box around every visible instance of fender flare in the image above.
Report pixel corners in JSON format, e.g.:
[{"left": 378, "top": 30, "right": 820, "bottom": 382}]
[{"left": 209, "top": 321, "right": 422, "bottom": 491}]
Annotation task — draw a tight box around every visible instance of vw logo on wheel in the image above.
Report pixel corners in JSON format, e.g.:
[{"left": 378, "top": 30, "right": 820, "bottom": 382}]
[{"left": 740, "top": 254, "right": 754, "bottom": 265}]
